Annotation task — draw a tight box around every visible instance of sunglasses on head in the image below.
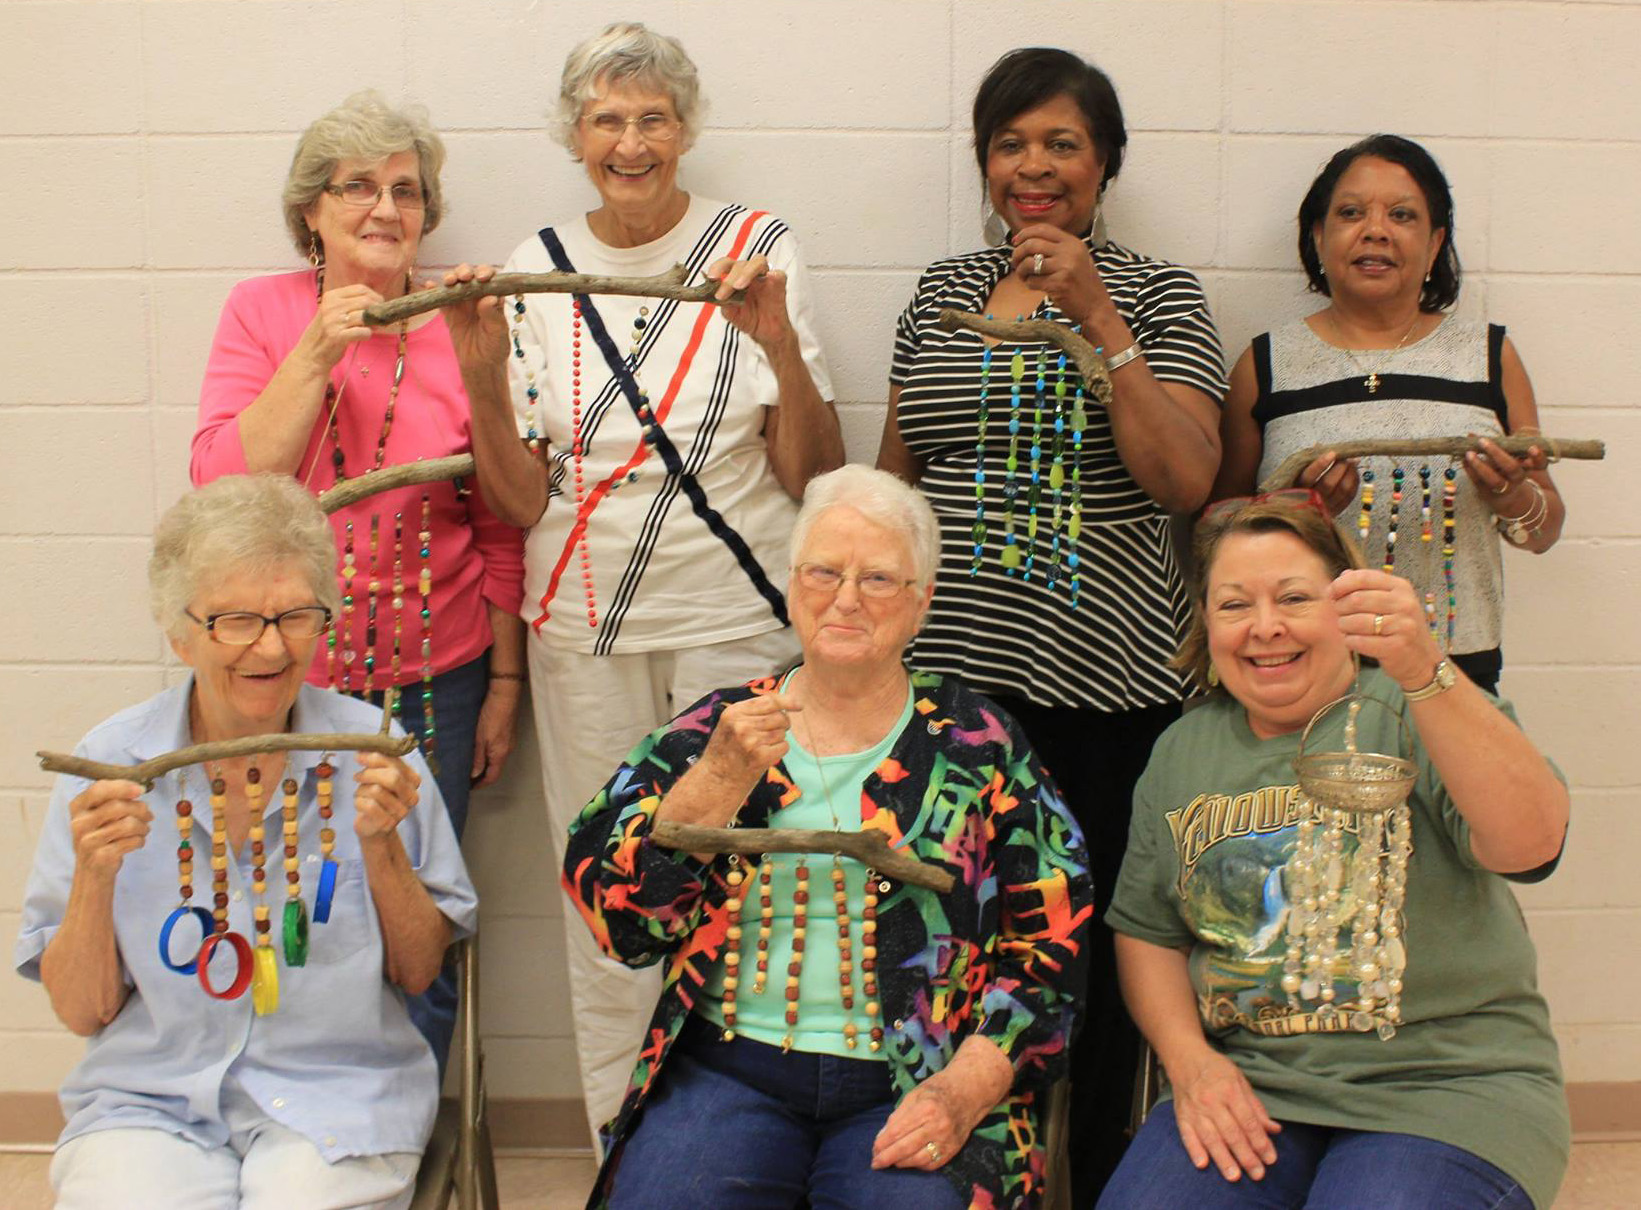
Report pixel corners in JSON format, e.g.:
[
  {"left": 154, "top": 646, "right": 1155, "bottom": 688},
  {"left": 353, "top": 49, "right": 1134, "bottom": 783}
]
[{"left": 1200, "top": 488, "right": 1331, "bottom": 522}]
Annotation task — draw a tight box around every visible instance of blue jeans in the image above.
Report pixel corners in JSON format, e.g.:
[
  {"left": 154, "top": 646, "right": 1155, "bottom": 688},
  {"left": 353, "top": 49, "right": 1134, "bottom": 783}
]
[
  {"left": 353, "top": 654, "right": 487, "bottom": 1080},
  {"left": 608, "top": 1016, "right": 966, "bottom": 1210},
  {"left": 1097, "top": 1101, "right": 1533, "bottom": 1209}
]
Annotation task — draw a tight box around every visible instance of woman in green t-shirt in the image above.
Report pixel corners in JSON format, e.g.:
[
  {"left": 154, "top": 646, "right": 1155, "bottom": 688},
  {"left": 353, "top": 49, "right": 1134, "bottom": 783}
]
[{"left": 1102, "top": 491, "right": 1569, "bottom": 1209}]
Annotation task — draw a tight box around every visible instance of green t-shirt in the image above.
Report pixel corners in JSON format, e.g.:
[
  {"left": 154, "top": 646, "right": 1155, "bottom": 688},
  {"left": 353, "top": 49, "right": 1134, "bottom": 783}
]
[
  {"left": 698, "top": 683, "right": 914, "bottom": 1058},
  {"left": 1107, "top": 668, "right": 1569, "bottom": 1209}
]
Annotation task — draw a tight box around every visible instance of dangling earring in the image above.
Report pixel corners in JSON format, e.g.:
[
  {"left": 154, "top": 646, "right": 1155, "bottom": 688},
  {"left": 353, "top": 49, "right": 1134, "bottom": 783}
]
[
  {"left": 1090, "top": 199, "right": 1105, "bottom": 244},
  {"left": 981, "top": 195, "right": 1008, "bottom": 247},
  {"left": 308, "top": 231, "right": 322, "bottom": 268},
  {"left": 1206, "top": 663, "right": 1220, "bottom": 688}
]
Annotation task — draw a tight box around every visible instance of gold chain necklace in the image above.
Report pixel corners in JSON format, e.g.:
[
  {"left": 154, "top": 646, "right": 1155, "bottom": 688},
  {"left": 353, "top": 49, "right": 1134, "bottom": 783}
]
[{"left": 1327, "top": 310, "right": 1422, "bottom": 395}]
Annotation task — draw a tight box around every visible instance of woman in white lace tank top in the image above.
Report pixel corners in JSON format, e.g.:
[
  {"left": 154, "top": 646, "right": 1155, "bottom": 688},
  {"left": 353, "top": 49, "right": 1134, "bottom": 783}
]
[{"left": 1213, "top": 135, "right": 1566, "bottom": 693}]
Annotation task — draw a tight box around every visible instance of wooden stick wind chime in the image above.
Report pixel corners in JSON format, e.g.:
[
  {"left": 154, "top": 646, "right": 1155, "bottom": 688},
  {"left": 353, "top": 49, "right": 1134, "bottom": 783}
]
[{"left": 38, "top": 691, "right": 412, "bottom": 1013}]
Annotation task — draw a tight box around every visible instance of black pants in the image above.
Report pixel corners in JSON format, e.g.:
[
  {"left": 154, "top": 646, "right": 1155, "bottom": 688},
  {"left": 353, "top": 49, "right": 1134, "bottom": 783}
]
[{"left": 987, "top": 694, "right": 1181, "bottom": 1207}]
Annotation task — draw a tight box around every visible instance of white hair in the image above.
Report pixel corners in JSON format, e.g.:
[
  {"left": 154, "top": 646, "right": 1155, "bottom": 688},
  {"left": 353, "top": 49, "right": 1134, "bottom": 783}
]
[
  {"left": 149, "top": 475, "right": 340, "bottom": 640},
  {"left": 553, "top": 21, "right": 705, "bottom": 159},
  {"left": 789, "top": 465, "right": 941, "bottom": 588}
]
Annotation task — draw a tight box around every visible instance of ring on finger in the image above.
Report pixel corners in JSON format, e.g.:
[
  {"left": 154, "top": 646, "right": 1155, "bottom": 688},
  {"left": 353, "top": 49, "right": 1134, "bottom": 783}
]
[
  {"left": 1032, "top": 252, "right": 1044, "bottom": 276},
  {"left": 1372, "top": 614, "right": 1384, "bottom": 636},
  {"left": 926, "top": 1141, "right": 941, "bottom": 1163}
]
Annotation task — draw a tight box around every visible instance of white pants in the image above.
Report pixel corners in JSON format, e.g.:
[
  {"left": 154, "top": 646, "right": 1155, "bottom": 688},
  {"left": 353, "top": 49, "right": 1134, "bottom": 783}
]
[
  {"left": 530, "top": 626, "right": 800, "bottom": 1147},
  {"left": 51, "top": 1080, "right": 419, "bottom": 1209}
]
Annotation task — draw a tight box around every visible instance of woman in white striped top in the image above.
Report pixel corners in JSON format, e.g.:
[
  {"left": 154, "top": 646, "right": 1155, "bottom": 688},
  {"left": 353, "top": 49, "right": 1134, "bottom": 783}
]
[{"left": 876, "top": 46, "right": 1227, "bottom": 1204}]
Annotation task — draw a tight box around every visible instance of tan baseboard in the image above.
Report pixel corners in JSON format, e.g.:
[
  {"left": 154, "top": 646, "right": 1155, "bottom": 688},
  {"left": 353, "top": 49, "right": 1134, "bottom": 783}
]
[
  {"left": 1566, "top": 1081, "right": 1641, "bottom": 1142},
  {"left": 2, "top": 1084, "right": 1636, "bottom": 1149}
]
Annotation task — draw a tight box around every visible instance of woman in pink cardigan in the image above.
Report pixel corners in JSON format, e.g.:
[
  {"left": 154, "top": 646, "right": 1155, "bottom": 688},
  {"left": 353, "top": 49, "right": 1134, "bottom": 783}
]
[{"left": 191, "top": 91, "right": 525, "bottom": 1073}]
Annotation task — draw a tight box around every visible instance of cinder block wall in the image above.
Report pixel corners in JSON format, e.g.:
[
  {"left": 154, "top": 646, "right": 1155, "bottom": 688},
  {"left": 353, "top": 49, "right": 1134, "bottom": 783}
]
[{"left": 3, "top": 0, "right": 1637, "bottom": 1113}]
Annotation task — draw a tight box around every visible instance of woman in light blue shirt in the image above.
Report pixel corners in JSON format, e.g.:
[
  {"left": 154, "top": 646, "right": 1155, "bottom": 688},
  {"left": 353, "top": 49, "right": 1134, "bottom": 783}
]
[{"left": 16, "top": 475, "right": 478, "bottom": 1210}]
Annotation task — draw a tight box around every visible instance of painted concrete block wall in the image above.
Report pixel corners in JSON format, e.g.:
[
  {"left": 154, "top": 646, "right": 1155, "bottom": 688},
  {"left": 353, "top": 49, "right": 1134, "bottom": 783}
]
[{"left": 2, "top": 0, "right": 1637, "bottom": 1107}]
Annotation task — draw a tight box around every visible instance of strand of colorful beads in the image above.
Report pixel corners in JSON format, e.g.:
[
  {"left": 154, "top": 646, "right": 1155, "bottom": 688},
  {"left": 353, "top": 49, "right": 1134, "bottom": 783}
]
[
  {"left": 1000, "top": 348, "right": 1025, "bottom": 574},
  {"left": 969, "top": 339, "right": 992, "bottom": 576},
  {"left": 417, "top": 494, "right": 438, "bottom": 774},
  {"left": 1022, "top": 349, "right": 1046, "bottom": 580}
]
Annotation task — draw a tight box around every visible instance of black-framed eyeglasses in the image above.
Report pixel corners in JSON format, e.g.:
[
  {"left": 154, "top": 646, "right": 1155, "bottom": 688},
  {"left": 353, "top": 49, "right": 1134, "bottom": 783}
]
[
  {"left": 322, "top": 180, "right": 428, "bottom": 209},
  {"left": 185, "top": 606, "right": 333, "bottom": 645},
  {"left": 794, "top": 563, "right": 916, "bottom": 599}
]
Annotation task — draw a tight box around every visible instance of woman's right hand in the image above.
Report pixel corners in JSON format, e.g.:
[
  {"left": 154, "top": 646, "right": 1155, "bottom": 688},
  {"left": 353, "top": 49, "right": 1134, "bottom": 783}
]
[
  {"left": 1169, "top": 1049, "right": 1281, "bottom": 1181},
  {"left": 697, "top": 694, "right": 799, "bottom": 797},
  {"left": 1298, "top": 449, "right": 1360, "bottom": 515},
  {"left": 298, "top": 283, "right": 383, "bottom": 372},
  {"left": 69, "top": 780, "right": 152, "bottom": 880}
]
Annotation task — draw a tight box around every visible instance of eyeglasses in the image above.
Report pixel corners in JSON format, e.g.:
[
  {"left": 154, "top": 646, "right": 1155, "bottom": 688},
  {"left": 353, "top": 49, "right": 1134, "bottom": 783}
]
[
  {"left": 794, "top": 563, "right": 916, "bottom": 599},
  {"left": 580, "top": 111, "right": 681, "bottom": 143},
  {"left": 322, "top": 180, "right": 428, "bottom": 209},
  {"left": 1200, "top": 488, "right": 1331, "bottom": 523},
  {"left": 185, "top": 606, "right": 332, "bottom": 645}
]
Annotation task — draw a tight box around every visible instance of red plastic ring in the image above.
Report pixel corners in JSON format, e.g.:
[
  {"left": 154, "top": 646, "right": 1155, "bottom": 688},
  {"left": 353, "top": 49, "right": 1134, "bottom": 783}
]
[{"left": 196, "top": 931, "right": 254, "bottom": 1000}]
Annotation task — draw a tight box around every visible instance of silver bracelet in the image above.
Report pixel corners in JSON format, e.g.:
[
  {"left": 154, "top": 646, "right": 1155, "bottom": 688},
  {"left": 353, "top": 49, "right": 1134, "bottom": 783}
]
[
  {"left": 1103, "top": 341, "right": 1143, "bottom": 372},
  {"left": 1497, "top": 480, "right": 1548, "bottom": 546}
]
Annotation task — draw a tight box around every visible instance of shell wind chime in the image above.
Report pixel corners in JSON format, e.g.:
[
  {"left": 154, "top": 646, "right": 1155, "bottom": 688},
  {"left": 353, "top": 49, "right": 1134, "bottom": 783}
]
[{"left": 1282, "top": 695, "right": 1417, "bottom": 1039}]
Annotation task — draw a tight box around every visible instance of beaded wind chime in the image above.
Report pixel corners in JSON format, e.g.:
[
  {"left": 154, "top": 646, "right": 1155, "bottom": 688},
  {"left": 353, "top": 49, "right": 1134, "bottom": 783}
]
[
  {"left": 159, "top": 759, "right": 342, "bottom": 1013},
  {"left": 973, "top": 323, "right": 1088, "bottom": 606},
  {"left": 719, "top": 855, "right": 884, "bottom": 1054},
  {"left": 508, "top": 291, "right": 655, "bottom": 629},
  {"left": 318, "top": 273, "right": 440, "bottom": 772},
  {"left": 1281, "top": 695, "right": 1416, "bottom": 1040},
  {"left": 1356, "top": 461, "right": 1459, "bottom": 649}
]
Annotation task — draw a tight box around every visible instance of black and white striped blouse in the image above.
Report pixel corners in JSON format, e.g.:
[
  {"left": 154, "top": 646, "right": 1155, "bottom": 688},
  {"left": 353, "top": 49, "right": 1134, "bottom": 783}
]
[{"left": 891, "top": 237, "right": 1227, "bottom": 710}]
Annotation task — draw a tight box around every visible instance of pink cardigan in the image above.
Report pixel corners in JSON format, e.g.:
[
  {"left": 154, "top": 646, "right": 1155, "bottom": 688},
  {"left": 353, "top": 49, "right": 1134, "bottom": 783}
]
[{"left": 193, "top": 271, "right": 525, "bottom": 688}]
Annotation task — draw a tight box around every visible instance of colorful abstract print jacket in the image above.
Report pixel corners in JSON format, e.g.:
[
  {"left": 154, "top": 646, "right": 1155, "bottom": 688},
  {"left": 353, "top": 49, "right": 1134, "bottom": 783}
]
[{"left": 563, "top": 668, "right": 1093, "bottom": 1209}]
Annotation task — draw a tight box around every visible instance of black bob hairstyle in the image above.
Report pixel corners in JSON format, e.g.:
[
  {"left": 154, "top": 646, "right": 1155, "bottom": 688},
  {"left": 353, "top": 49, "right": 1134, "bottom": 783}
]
[
  {"left": 971, "top": 48, "right": 1126, "bottom": 195},
  {"left": 1297, "top": 134, "right": 1462, "bottom": 313}
]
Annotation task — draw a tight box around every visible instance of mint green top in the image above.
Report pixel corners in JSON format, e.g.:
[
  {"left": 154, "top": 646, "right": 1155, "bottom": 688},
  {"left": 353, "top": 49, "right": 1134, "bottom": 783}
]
[{"left": 698, "top": 683, "right": 914, "bottom": 1058}]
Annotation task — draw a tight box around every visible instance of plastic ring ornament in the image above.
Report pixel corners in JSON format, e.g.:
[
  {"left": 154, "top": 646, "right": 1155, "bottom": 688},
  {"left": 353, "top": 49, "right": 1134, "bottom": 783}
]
[
  {"left": 313, "top": 859, "right": 340, "bottom": 923},
  {"left": 158, "top": 906, "right": 215, "bottom": 975},
  {"left": 250, "top": 946, "right": 280, "bottom": 1016},
  {"left": 196, "top": 931, "right": 254, "bottom": 1001},
  {"left": 283, "top": 898, "right": 310, "bottom": 967}
]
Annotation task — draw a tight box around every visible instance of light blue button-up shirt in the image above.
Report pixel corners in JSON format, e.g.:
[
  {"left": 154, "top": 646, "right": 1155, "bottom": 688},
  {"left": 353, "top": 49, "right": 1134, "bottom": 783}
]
[{"left": 15, "top": 680, "right": 479, "bottom": 1161}]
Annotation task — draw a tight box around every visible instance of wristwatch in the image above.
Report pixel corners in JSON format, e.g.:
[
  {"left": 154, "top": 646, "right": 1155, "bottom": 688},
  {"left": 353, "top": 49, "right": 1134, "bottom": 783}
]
[{"left": 1404, "top": 658, "right": 1457, "bottom": 702}]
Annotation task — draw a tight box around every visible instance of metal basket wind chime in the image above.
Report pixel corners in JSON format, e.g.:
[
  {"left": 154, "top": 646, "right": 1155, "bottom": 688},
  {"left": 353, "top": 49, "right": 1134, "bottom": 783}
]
[{"left": 1283, "top": 694, "right": 1418, "bottom": 1040}]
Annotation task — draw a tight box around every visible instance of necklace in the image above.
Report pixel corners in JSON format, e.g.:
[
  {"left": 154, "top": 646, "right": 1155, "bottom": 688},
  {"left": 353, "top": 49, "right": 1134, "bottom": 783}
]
[{"left": 1327, "top": 310, "right": 1421, "bottom": 395}]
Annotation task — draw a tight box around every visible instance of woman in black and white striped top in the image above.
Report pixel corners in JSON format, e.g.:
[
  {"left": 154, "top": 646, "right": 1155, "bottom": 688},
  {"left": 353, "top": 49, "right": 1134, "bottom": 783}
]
[{"left": 876, "top": 47, "right": 1226, "bottom": 1204}]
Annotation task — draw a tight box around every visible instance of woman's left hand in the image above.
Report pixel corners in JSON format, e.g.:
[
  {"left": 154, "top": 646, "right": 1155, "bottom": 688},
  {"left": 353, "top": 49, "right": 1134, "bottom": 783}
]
[
  {"left": 439, "top": 263, "right": 510, "bottom": 370},
  {"left": 470, "top": 681, "right": 521, "bottom": 789},
  {"left": 1461, "top": 434, "right": 1547, "bottom": 515},
  {"left": 870, "top": 1069, "right": 986, "bottom": 1172},
  {"left": 1010, "top": 223, "right": 1109, "bottom": 326},
  {"left": 1331, "top": 568, "right": 1445, "bottom": 691},
  {"left": 353, "top": 751, "right": 422, "bottom": 840},
  {"left": 707, "top": 254, "right": 794, "bottom": 350}
]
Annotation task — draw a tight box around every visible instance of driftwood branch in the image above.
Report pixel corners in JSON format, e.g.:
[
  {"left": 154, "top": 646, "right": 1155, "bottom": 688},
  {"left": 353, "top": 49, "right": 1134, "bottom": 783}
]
[
  {"left": 651, "top": 821, "right": 956, "bottom": 893},
  {"left": 318, "top": 454, "right": 476, "bottom": 514},
  {"left": 935, "top": 310, "right": 1114, "bottom": 406},
  {"left": 1260, "top": 436, "right": 1607, "bottom": 492},
  {"left": 361, "top": 264, "right": 744, "bottom": 327},
  {"left": 39, "top": 731, "right": 418, "bottom": 788}
]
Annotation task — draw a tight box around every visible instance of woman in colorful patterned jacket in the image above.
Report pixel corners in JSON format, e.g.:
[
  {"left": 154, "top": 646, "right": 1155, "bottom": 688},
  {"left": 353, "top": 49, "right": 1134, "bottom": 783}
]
[{"left": 563, "top": 466, "right": 1091, "bottom": 1210}]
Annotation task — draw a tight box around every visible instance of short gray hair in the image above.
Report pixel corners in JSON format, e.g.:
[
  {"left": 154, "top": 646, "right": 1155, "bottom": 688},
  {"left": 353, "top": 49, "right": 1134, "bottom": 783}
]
[
  {"left": 150, "top": 476, "right": 341, "bottom": 640},
  {"left": 282, "top": 90, "right": 447, "bottom": 257},
  {"left": 789, "top": 465, "right": 941, "bottom": 588},
  {"left": 554, "top": 22, "right": 705, "bottom": 159}
]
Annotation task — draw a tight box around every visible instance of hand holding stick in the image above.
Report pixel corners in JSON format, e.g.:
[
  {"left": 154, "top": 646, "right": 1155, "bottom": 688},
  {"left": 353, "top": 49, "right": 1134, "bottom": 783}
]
[{"left": 361, "top": 264, "right": 745, "bottom": 328}]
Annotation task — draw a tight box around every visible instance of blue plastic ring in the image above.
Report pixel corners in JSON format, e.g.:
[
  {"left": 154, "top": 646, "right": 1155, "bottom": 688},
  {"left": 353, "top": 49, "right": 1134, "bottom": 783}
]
[
  {"left": 313, "top": 859, "right": 340, "bottom": 923},
  {"left": 158, "top": 905, "right": 215, "bottom": 975}
]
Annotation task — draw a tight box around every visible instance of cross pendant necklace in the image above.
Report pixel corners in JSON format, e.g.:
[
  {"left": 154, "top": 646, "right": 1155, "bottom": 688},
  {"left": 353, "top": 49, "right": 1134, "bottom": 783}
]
[{"left": 1329, "top": 311, "right": 1421, "bottom": 394}]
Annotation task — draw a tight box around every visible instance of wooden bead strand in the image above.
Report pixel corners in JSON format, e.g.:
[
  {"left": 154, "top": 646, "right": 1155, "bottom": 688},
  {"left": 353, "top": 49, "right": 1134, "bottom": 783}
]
[{"left": 721, "top": 860, "right": 747, "bottom": 1041}]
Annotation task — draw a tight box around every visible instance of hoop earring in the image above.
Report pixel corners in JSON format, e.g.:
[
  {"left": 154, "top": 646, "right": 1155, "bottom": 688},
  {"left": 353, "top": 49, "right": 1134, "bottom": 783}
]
[
  {"left": 1090, "top": 199, "right": 1105, "bottom": 244},
  {"left": 981, "top": 196, "right": 1009, "bottom": 247}
]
